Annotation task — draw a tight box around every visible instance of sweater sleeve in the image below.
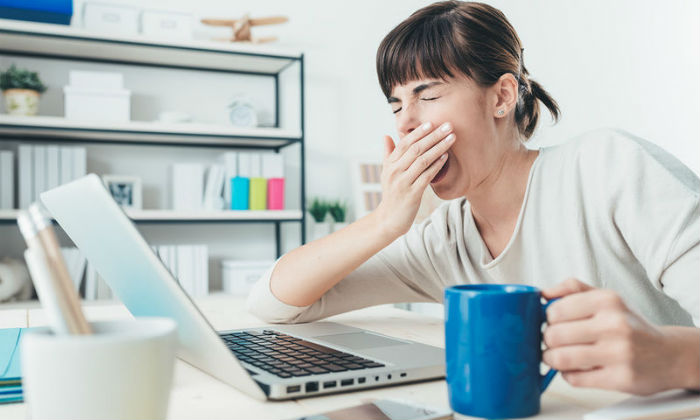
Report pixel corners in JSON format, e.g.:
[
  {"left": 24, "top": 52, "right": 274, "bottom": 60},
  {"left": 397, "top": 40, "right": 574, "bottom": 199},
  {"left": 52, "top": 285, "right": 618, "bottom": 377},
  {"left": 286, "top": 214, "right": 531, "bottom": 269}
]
[
  {"left": 246, "top": 200, "right": 466, "bottom": 324},
  {"left": 601, "top": 130, "right": 700, "bottom": 326}
]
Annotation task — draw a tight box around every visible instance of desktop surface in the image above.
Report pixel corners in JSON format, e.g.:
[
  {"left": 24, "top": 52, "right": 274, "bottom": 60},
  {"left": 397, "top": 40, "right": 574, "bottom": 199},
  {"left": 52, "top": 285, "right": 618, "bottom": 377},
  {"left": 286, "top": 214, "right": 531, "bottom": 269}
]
[{"left": 0, "top": 294, "right": 631, "bottom": 419}]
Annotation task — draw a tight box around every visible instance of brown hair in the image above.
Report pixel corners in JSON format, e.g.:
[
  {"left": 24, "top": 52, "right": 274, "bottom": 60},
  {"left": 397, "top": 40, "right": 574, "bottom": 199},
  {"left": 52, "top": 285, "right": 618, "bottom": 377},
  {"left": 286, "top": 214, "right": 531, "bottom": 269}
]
[{"left": 376, "top": 1, "right": 560, "bottom": 140}]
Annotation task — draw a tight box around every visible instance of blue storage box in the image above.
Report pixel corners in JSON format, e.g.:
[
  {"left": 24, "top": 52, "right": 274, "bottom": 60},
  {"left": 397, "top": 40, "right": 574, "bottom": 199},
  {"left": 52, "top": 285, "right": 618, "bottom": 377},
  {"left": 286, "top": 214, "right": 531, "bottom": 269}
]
[{"left": 0, "top": 0, "right": 73, "bottom": 25}]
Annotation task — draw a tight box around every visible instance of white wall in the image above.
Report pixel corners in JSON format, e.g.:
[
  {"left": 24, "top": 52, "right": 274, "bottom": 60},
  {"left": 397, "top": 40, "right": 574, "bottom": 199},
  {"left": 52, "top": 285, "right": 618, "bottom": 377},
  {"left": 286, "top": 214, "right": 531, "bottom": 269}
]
[
  {"left": 169, "top": 0, "right": 700, "bottom": 207},
  {"left": 188, "top": 0, "right": 700, "bottom": 172},
  {"left": 1, "top": 0, "right": 698, "bottom": 293}
]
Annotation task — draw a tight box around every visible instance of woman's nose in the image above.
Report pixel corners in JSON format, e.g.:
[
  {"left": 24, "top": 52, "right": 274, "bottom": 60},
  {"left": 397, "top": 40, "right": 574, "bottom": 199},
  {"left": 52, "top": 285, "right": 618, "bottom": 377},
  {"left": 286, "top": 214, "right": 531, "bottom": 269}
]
[{"left": 396, "top": 106, "right": 422, "bottom": 138}]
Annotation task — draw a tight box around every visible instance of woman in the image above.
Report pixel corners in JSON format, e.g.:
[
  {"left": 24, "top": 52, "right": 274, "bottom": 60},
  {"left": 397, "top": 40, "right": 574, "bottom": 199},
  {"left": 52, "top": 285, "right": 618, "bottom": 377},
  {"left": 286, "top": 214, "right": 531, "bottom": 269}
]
[{"left": 248, "top": 1, "right": 699, "bottom": 395}]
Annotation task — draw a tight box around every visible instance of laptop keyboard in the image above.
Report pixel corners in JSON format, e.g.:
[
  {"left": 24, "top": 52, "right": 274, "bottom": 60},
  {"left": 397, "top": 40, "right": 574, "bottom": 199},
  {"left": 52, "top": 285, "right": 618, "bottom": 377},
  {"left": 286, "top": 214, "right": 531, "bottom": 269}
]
[{"left": 221, "top": 330, "right": 385, "bottom": 378}]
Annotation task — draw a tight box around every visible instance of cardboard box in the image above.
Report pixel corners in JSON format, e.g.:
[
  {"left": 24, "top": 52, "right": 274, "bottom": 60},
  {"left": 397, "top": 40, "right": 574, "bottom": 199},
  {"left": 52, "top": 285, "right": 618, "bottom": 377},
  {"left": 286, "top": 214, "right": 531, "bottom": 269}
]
[
  {"left": 82, "top": 2, "right": 139, "bottom": 36},
  {"left": 141, "top": 10, "right": 193, "bottom": 40},
  {"left": 221, "top": 260, "right": 274, "bottom": 296},
  {"left": 64, "top": 86, "right": 130, "bottom": 122}
]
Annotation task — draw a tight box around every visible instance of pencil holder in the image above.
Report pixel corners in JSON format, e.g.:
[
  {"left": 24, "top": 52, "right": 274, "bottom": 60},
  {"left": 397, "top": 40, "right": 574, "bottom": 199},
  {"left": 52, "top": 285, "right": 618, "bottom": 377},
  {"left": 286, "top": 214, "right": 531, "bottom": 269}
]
[{"left": 21, "top": 318, "right": 176, "bottom": 420}]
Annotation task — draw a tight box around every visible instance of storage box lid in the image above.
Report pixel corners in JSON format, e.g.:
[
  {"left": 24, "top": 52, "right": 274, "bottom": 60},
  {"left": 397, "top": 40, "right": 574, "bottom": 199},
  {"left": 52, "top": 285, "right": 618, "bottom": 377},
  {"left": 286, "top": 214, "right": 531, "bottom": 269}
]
[
  {"left": 63, "top": 86, "right": 131, "bottom": 96},
  {"left": 69, "top": 70, "right": 124, "bottom": 90},
  {"left": 221, "top": 260, "right": 275, "bottom": 269}
]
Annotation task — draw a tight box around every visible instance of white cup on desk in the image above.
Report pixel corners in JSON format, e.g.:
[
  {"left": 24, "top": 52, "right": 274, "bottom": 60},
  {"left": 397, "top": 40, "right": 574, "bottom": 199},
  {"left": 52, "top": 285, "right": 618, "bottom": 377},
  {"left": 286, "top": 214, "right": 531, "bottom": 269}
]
[{"left": 21, "top": 317, "right": 177, "bottom": 420}]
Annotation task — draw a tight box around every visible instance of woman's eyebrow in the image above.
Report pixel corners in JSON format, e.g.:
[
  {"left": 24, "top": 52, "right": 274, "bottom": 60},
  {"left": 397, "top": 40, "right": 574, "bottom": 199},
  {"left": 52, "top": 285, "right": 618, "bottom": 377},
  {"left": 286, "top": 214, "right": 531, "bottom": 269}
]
[
  {"left": 412, "top": 81, "right": 443, "bottom": 95},
  {"left": 387, "top": 81, "right": 444, "bottom": 103}
]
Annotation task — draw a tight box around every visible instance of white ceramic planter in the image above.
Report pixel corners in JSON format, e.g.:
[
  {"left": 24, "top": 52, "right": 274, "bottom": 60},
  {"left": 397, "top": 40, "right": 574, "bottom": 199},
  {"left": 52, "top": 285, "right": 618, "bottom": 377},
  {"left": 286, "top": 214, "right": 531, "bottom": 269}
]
[
  {"left": 3, "top": 88, "right": 40, "bottom": 116},
  {"left": 310, "top": 219, "right": 332, "bottom": 240},
  {"left": 332, "top": 222, "right": 349, "bottom": 232}
]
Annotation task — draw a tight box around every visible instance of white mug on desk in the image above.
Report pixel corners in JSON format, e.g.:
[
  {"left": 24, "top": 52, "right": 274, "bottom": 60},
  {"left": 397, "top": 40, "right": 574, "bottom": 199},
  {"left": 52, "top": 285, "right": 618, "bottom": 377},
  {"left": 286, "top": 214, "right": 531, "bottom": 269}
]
[{"left": 21, "top": 318, "right": 177, "bottom": 420}]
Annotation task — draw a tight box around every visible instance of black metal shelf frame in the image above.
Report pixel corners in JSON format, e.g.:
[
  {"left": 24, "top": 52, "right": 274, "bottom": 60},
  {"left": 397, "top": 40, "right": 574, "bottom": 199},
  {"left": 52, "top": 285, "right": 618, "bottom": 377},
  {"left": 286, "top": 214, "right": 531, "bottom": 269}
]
[{"left": 0, "top": 26, "right": 307, "bottom": 258}]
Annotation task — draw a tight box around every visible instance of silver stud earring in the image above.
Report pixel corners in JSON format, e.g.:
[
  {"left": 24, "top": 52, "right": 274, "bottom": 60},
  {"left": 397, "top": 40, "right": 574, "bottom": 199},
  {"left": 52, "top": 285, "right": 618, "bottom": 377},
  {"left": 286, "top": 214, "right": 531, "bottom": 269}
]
[{"left": 497, "top": 109, "right": 505, "bottom": 116}]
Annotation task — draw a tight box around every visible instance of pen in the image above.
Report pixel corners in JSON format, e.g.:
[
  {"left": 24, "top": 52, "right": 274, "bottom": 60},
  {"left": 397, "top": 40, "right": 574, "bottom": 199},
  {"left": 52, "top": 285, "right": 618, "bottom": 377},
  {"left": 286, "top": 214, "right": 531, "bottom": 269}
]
[
  {"left": 18, "top": 211, "right": 76, "bottom": 334},
  {"left": 27, "top": 204, "right": 91, "bottom": 335}
]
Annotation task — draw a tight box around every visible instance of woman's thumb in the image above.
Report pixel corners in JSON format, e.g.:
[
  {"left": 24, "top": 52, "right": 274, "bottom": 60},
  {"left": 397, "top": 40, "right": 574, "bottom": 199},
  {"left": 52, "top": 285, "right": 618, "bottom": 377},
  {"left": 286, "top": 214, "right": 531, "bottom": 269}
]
[{"left": 383, "top": 135, "right": 395, "bottom": 159}]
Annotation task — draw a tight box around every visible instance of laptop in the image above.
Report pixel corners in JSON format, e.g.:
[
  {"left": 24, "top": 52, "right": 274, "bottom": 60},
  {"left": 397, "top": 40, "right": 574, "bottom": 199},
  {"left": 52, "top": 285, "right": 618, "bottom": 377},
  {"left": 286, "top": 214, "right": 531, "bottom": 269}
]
[{"left": 40, "top": 174, "right": 445, "bottom": 400}]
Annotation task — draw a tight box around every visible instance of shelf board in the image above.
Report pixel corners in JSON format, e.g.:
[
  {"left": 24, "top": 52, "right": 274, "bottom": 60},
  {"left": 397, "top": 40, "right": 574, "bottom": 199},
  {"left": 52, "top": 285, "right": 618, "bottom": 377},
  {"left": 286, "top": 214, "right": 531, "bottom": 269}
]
[
  {"left": 0, "top": 209, "right": 303, "bottom": 224},
  {"left": 0, "top": 115, "right": 302, "bottom": 148},
  {"left": 0, "top": 19, "right": 301, "bottom": 74}
]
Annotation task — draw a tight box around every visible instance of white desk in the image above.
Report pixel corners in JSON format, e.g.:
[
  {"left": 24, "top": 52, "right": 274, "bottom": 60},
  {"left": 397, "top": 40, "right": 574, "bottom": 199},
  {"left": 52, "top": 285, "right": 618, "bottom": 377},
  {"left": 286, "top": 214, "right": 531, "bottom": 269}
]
[{"left": 0, "top": 295, "right": 631, "bottom": 419}]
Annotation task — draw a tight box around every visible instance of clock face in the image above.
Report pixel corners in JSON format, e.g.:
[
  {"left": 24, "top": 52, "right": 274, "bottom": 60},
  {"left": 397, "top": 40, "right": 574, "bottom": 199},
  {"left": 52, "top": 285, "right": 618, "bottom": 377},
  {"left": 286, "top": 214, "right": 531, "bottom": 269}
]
[{"left": 229, "top": 104, "right": 258, "bottom": 127}]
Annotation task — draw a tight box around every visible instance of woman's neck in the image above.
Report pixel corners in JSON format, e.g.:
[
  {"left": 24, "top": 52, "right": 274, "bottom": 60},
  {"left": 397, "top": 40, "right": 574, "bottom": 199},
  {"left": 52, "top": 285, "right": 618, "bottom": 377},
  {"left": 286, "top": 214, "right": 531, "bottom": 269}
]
[{"left": 468, "top": 145, "right": 539, "bottom": 249}]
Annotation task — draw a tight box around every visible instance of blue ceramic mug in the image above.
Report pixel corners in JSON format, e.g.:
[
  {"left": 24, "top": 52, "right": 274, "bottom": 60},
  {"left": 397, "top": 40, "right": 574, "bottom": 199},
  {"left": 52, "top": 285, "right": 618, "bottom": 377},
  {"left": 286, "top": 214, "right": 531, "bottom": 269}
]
[{"left": 444, "top": 284, "right": 558, "bottom": 419}]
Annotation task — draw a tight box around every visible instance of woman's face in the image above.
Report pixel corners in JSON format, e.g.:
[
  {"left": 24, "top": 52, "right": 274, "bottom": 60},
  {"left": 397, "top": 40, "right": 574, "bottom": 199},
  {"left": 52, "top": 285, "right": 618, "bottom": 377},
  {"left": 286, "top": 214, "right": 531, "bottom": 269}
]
[{"left": 388, "top": 75, "right": 507, "bottom": 200}]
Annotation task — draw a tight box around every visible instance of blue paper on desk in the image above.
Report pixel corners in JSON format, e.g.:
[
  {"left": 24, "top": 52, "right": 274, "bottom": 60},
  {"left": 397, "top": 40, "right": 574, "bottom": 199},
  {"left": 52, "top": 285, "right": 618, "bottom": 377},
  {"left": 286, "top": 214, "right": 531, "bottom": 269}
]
[{"left": 0, "top": 328, "right": 25, "bottom": 404}]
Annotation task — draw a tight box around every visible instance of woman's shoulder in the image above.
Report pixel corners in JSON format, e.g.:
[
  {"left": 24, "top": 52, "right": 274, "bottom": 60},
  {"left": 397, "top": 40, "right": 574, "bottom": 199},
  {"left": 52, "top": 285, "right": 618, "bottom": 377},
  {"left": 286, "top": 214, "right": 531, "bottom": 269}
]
[
  {"left": 541, "top": 128, "right": 700, "bottom": 196},
  {"left": 407, "top": 197, "right": 471, "bottom": 244}
]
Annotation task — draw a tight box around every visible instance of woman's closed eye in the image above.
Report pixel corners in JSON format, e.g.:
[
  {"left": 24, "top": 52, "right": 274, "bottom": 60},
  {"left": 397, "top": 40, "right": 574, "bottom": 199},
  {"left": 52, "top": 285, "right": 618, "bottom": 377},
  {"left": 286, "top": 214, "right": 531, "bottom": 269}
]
[{"left": 392, "top": 97, "right": 441, "bottom": 114}]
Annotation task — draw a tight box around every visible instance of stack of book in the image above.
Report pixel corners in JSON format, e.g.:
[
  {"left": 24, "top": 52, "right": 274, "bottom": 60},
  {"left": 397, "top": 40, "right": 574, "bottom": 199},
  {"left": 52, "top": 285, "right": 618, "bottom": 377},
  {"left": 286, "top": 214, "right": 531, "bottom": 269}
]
[
  {"left": 35, "top": 245, "right": 208, "bottom": 301},
  {"left": 0, "top": 328, "right": 24, "bottom": 404},
  {"left": 171, "top": 152, "right": 285, "bottom": 212},
  {"left": 0, "top": 150, "right": 13, "bottom": 209},
  {"left": 60, "top": 247, "right": 113, "bottom": 301},
  {"left": 18, "top": 145, "right": 87, "bottom": 209},
  {"left": 152, "top": 244, "right": 209, "bottom": 297}
]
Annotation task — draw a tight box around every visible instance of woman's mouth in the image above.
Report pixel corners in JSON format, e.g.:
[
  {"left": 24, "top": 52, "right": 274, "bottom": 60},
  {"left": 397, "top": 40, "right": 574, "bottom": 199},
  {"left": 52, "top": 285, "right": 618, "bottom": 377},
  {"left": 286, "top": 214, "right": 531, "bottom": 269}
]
[{"left": 431, "top": 156, "right": 449, "bottom": 184}]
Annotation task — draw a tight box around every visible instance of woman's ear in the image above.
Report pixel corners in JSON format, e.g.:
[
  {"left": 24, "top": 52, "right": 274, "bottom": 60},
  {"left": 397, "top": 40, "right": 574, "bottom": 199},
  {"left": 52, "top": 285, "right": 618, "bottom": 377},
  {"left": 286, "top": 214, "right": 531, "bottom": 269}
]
[{"left": 492, "top": 73, "right": 519, "bottom": 118}]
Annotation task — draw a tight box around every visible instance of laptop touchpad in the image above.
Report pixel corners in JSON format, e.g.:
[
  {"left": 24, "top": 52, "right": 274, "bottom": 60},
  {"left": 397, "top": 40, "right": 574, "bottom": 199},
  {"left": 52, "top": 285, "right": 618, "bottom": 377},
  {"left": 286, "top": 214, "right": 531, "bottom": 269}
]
[{"left": 316, "top": 332, "right": 407, "bottom": 350}]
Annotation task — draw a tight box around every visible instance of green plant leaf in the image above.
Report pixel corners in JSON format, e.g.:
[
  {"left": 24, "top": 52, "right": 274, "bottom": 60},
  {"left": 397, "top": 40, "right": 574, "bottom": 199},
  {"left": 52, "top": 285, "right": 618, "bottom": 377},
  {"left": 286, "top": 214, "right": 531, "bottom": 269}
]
[
  {"left": 328, "top": 200, "right": 347, "bottom": 222},
  {"left": 308, "top": 198, "right": 330, "bottom": 222},
  {"left": 0, "top": 64, "right": 47, "bottom": 93}
]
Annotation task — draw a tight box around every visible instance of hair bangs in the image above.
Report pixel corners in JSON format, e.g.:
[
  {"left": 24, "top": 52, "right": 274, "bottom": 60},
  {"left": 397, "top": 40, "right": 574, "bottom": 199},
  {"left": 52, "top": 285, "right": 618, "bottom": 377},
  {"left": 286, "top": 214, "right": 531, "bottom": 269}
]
[{"left": 377, "top": 12, "right": 469, "bottom": 99}]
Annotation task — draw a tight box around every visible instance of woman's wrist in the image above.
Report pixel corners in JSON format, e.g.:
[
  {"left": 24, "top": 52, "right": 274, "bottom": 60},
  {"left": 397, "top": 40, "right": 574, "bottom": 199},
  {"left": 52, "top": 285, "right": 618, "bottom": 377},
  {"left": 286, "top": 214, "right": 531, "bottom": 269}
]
[
  {"left": 369, "top": 203, "right": 409, "bottom": 243},
  {"left": 663, "top": 326, "right": 700, "bottom": 390}
]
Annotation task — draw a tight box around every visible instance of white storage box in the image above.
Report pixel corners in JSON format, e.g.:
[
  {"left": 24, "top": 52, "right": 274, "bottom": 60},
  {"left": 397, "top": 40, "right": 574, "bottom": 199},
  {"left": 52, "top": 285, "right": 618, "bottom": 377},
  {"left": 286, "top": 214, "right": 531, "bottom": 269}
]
[
  {"left": 221, "top": 260, "right": 274, "bottom": 296},
  {"left": 82, "top": 2, "right": 140, "bottom": 36},
  {"left": 64, "top": 86, "right": 131, "bottom": 122},
  {"left": 69, "top": 70, "right": 124, "bottom": 90},
  {"left": 141, "top": 10, "right": 193, "bottom": 40}
]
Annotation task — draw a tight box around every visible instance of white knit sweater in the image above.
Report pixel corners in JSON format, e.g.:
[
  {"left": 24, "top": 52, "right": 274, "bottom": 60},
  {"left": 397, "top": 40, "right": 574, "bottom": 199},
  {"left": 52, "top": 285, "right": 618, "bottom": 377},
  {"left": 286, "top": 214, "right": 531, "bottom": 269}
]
[{"left": 247, "top": 128, "right": 700, "bottom": 327}]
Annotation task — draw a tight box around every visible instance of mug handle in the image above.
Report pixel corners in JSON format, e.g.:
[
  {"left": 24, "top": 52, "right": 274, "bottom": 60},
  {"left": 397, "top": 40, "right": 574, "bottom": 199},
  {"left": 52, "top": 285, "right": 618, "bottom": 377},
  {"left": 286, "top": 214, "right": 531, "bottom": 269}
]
[{"left": 540, "top": 298, "right": 559, "bottom": 393}]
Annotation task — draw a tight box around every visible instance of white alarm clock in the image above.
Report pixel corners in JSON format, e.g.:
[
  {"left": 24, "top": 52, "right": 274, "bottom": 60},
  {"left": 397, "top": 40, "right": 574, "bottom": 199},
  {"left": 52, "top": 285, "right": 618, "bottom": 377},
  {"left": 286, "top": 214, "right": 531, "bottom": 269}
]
[{"left": 228, "top": 98, "right": 258, "bottom": 127}]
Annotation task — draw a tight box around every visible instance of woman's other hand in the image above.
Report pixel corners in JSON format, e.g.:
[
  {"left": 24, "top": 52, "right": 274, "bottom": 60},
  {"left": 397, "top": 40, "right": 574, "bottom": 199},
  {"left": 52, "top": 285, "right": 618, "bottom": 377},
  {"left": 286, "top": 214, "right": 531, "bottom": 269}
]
[
  {"left": 374, "top": 121, "right": 455, "bottom": 238},
  {"left": 542, "top": 278, "right": 700, "bottom": 395}
]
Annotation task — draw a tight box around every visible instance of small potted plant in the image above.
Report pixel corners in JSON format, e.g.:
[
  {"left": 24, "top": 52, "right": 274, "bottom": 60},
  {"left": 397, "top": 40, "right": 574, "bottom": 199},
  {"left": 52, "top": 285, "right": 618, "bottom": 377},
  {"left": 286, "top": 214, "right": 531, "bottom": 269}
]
[
  {"left": 329, "top": 200, "right": 348, "bottom": 232},
  {"left": 308, "top": 197, "right": 331, "bottom": 240},
  {"left": 0, "top": 64, "right": 47, "bottom": 116}
]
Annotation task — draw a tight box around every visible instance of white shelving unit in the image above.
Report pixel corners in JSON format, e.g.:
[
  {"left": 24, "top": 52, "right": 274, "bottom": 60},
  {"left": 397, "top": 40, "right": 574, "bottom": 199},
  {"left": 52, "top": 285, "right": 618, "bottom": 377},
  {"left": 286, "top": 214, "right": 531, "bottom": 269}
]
[
  {"left": 0, "top": 18, "right": 307, "bottom": 302},
  {"left": 0, "top": 209, "right": 303, "bottom": 223},
  {"left": 0, "top": 115, "right": 302, "bottom": 148},
  {"left": 0, "top": 18, "right": 301, "bottom": 74}
]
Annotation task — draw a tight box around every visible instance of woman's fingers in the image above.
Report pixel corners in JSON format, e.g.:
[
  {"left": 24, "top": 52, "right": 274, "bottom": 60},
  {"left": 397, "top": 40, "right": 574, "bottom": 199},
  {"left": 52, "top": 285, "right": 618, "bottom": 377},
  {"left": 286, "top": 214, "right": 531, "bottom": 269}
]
[
  {"left": 383, "top": 135, "right": 395, "bottom": 160},
  {"left": 413, "top": 153, "right": 448, "bottom": 188},
  {"left": 395, "top": 122, "right": 454, "bottom": 172},
  {"left": 543, "top": 343, "right": 608, "bottom": 371},
  {"left": 388, "top": 121, "right": 434, "bottom": 162},
  {"left": 548, "top": 289, "right": 628, "bottom": 324},
  {"left": 404, "top": 133, "right": 455, "bottom": 184},
  {"left": 560, "top": 368, "right": 617, "bottom": 391},
  {"left": 544, "top": 318, "right": 599, "bottom": 347},
  {"left": 542, "top": 277, "right": 593, "bottom": 300}
]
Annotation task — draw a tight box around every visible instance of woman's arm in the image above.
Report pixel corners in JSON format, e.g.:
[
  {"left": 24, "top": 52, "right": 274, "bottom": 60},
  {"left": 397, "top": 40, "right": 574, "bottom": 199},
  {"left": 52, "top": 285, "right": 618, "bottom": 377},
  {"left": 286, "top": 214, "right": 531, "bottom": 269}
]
[
  {"left": 266, "top": 122, "right": 456, "bottom": 308},
  {"left": 268, "top": 210, "right": 395, "bottom": 307}
]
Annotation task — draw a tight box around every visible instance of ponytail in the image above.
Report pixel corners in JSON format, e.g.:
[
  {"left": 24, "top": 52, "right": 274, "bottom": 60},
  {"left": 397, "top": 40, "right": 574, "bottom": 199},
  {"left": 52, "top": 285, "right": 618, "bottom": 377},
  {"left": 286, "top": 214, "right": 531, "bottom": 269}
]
[{"left": 515, "top": 63, "right": 560, "bottom": 140}]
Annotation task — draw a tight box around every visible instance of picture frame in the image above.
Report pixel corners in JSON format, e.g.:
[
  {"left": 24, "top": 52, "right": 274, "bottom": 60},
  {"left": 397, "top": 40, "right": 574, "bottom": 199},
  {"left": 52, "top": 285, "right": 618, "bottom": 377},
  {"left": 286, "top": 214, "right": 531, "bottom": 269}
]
[
  {"left": 102, "top": 174, "right": 142, "bottom": 210},
  {"left": 351, "top": 159, "right": 444, "bottom": 224}
]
